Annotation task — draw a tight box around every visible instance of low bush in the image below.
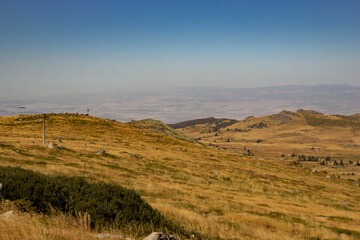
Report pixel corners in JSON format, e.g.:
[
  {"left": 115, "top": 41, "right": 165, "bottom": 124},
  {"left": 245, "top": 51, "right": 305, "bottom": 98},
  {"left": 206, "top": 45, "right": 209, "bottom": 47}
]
[{"left": 0, "top": 166, "right": 187, "bottom": 236}]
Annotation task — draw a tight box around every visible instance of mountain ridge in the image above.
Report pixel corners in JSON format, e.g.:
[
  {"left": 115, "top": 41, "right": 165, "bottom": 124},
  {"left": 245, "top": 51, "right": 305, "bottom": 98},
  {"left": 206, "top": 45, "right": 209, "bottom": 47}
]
[{"left": 169, "top": 109, "right": 360, "bottom": 129}]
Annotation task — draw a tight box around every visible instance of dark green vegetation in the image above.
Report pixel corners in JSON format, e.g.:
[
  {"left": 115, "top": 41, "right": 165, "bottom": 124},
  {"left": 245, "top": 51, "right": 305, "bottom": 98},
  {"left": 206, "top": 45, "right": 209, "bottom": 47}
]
[
  {"left": 168, "top": 117, "right": 237, "bottom": 131},
  {"left": 0, "top": 166, "right": 188, "bottom": 237},
  {"left": 298, "top": 109, "right": 360, "bottom": 128},
  {"left": 328, "top": 227, "right": 360, "bottom": 239}
]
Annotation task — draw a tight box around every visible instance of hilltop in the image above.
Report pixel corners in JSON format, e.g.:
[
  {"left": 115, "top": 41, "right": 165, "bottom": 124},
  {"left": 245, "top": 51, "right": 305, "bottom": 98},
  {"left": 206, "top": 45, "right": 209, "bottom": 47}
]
[
  {"left": 177, "top": 110, "right": 360, "bottom": 156},
  {"left": 127, "top": 118, "right": 197, "bottom": 143},
  {"left": 0, "top": 113, "right": 360, "bottom": 240},
  {"left": 177, "top": 110, "right": 360, "bottom": 184}
]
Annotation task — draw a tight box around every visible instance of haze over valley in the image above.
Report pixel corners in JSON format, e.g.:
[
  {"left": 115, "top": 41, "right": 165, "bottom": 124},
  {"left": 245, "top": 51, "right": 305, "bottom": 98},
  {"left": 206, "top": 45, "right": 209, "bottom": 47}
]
[
  {"left": 1, "top": 1, "right": 360, "bottom": 240},
  {"left": 1, "top": 84, "right": 359, "bottom": 123}
]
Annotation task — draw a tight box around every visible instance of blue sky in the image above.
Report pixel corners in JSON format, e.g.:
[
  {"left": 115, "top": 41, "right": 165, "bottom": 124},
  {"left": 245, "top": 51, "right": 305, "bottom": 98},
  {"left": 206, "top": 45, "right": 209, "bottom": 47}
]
[{"left": 1, "top": 0, "right": 359, "bottom": 99}]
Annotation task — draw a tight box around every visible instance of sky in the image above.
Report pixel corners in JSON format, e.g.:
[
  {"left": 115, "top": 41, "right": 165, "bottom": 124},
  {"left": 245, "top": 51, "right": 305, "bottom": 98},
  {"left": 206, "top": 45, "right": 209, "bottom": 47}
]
[{"left": 1, "top": 0, "right": 360, "bottom": 100}]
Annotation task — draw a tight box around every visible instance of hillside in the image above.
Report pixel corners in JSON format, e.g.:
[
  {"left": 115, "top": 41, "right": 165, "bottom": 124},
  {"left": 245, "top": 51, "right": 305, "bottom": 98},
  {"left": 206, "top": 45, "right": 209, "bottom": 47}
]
[
  {"left": 0, "top": 113, "right": 360, "bottom": 239},
  {"left": 127, "top": 119, "right": 197, "bottom": 143},
  {"left": 298, "top": 109, "right": 360, "bottom": 128},
  {"left": 178, "top": 110, "right": 360, "bottom": 185},
  {"left": 178, "top": 110, "right": 360, "bottom": 156}
]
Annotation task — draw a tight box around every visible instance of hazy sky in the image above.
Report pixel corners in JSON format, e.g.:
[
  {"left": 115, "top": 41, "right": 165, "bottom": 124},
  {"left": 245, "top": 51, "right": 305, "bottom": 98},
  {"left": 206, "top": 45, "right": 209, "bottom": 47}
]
[{"left": 1, "top": 0, "right": 360, "bottom": 100}]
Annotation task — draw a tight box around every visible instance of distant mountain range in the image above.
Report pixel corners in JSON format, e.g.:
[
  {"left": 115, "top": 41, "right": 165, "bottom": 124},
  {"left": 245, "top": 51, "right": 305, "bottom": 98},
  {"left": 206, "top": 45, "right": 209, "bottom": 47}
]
[{"left": 1, "top": 84, "right": 359, "bottom": 123}]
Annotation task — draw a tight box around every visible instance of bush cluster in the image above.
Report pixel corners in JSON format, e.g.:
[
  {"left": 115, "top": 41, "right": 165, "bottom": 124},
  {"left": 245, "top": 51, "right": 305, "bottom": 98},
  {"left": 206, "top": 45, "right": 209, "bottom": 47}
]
[
  {"left": 0, "top": 166, "right": 186, "bottom": 236},
  {"left": 169, "top": 117, "right": 237, "bottom": 131},
  {"left": 297, "top": 155, "right": 319, "bottom": 162}
]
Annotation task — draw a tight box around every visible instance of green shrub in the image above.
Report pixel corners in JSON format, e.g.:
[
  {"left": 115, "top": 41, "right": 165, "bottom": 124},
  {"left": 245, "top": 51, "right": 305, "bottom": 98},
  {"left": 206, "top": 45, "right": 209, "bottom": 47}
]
[{"left": 0, "top": 166, "right": 187, "bottom": 236}]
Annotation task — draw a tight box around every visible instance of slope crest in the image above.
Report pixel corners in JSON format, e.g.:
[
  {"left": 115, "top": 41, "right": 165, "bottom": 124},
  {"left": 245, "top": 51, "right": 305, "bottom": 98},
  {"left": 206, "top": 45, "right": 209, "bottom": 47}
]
[{"left": 127, "top": 119, "right": 197, "bottom": 143}]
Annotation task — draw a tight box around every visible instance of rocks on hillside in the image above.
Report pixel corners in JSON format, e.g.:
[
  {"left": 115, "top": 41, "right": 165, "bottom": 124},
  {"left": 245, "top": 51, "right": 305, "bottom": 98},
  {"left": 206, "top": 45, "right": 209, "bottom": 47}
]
[
  {"left": 0, "top": 211, "right": 14, "bottom": 219},
  {"left": 97, "top": 149, "right": 106, "bottom": 155},
  {"left": 247, "top": 121, "right": 267, "bottom": 129},
  {"left": 130, "top": 153, "right": 142, "bottom": 159},
  {"left": 95, "top": 232, "right": 179, "bottom": 240},
  {"left": 96, "top": 233, "right": 130, "bottom": 239},
  {"left": 48, "top": 142, "right": 54, "bottom": 149},
  {"left": 269, "top": 111, "right": 297, "bottom": 124},
  {"left": 143, "top": 232, "right": 178, "bottom": 240},
  {"left": 48, "top": 142, "right": 63, "bottom": 150}
]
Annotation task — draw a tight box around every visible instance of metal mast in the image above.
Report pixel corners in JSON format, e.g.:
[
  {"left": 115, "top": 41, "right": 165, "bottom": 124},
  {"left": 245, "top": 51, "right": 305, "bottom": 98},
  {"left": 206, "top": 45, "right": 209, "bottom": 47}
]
[{"left": 43, "top": 114, "right": 46, "bottom": 145}]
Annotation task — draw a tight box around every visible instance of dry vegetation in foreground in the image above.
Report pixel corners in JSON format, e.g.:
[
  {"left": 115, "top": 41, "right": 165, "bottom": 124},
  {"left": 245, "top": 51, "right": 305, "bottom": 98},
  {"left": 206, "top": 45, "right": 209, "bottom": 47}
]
[
  {"left": 0, "top": 113, "right": 359, "bottom": 239},
  {"left": 0, "top": 200, "right": 97, "bottom": 240},
  {"left": 0, "top": 199, "right": 148, "bottom": 240}
]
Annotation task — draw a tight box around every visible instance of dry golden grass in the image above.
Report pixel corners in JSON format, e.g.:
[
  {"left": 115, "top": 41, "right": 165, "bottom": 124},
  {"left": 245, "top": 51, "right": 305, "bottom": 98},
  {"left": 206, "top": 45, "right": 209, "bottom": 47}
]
[
  {"left": 181, "top": 111, "right": 360, "bottom": 156},
  {"left": 0, "top": 200, "right": 141, "bottom": 240},
  {"left": 181, "top": 111, "right": 360, "bottom": 181},
  {"left": 0, "top": 200, "right": 96, "bottom": 240},
  {"left": 0, "top": 113, "right": 359, "bottom": 239}
]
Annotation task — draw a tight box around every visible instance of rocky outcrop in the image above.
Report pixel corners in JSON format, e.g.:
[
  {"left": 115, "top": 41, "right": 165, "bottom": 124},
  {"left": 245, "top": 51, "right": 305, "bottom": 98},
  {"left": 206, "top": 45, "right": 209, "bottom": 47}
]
[
  {"left": 248, "top": 121, "right": 267, "bottom": 129},
  {"left": 269, "top": 113, "right": 294, "bottom": 124},
  {"left": 143, "top": 232, "right": 178, "bottom": 240},
  {"left": 96, "top": 233, "right": 130, "bottom": 239},
  {"left": 97, "top": 149, "right": 106, "bottom": 155},
  {"left": 95, "top": 232, "right": 179, "bottom": 240}
]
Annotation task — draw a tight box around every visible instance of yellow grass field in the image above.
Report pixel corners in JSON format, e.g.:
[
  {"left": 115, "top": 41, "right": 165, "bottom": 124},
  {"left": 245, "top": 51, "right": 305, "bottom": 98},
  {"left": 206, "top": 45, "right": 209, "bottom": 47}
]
[
  {"left": 0, "top": 113, "right": 360, "bottom": 239},
  {"left": 180, "top": 110, "right": 360, "bottom": 180}
]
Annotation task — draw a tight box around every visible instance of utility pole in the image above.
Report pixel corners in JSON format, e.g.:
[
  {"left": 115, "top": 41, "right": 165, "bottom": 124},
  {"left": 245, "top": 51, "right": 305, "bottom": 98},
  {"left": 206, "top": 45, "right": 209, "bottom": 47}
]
[{"left": 43, "top": 114, "right": 46, "bottom": 145}]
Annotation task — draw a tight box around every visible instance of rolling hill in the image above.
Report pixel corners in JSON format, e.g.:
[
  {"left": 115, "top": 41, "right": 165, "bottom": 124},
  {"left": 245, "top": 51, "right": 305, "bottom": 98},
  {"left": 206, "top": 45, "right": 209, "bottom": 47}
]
[
  {"left": 0, "top": 113, "right": 360, "bottom": 240},
  {"left": 127, "top": 118, "right": 197, "bottom": 144},
  {"left": 178, "top": 110, "right": 360, "bottom": 156}
]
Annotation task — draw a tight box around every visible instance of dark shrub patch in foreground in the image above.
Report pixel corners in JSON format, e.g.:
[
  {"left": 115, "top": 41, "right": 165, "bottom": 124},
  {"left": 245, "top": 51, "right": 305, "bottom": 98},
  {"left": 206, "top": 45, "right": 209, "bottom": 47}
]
[{"left": 0, "top": 166, "right": 187, "bottom": 236}]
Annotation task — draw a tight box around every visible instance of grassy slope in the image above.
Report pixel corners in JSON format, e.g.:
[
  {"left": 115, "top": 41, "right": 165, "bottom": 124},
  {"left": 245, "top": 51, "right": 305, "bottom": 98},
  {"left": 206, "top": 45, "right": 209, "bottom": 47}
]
[
  {"left": 180, "top": 110, "right": 360, "bottom": 183},
  {"left": 0, "top": 200, "right": 97, "bottom": 240},
  {"left": 127, "top": 119, "right": 197, "bottom": 143},
  {"left": 0, "top": 200, "right": 138, "bottom": 240},
  {"left": 0, "top": 114, "right": 360, "bottom": 240},
  {"left": 180, "top": 110, "right": 360, "bottom": 156}
]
